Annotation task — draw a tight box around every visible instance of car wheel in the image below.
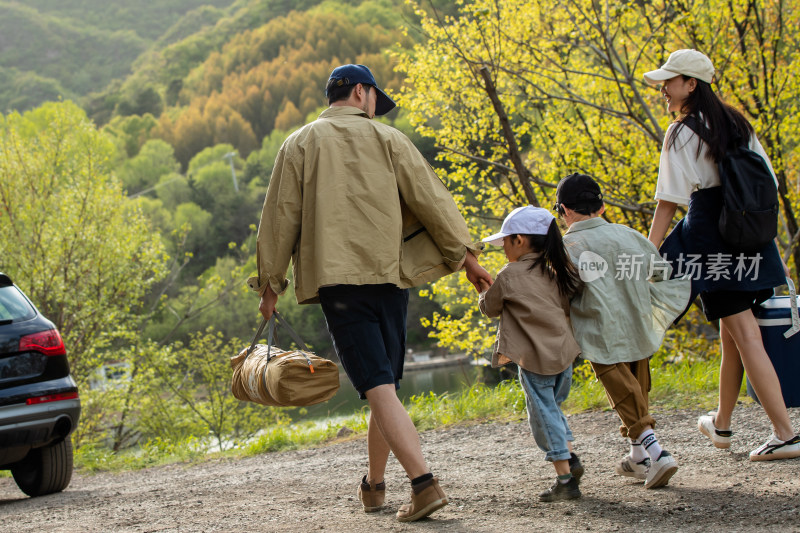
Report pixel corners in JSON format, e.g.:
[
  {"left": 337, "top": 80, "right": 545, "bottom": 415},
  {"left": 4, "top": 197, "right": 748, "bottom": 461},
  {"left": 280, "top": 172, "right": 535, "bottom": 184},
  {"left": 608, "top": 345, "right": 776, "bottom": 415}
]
[{"left": 11, "top": 438, "right": 74, "bottom": 497}]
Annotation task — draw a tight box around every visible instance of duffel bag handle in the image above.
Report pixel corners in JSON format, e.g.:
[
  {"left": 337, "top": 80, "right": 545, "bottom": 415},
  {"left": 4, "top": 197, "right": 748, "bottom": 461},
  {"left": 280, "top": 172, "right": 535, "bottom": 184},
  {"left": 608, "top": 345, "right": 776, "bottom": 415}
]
[
  {"left": 246, "top": 317, "right": 269, "bottom": 358},
  {"left": 265, "top": 311, "right": 315, "bottom": 372},
  {"left": 246, "top": 311, "right": 314, "bottom": 365},
  {"left": 270, "top": 311, "right": 310, "bottom": 352},
  {"left": 784, "top": 277, "right": 799, "bottom": 339}
]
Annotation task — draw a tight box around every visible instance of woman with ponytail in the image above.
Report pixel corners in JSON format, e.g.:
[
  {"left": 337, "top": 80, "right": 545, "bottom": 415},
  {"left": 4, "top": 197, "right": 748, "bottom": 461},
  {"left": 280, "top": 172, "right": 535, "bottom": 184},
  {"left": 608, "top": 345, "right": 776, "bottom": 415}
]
[
  {"left": 644, "top": 50, "right": 799, "bottom": 461},
  {"left": 478, "top": 206, "right": 585, "bottom": 502}
]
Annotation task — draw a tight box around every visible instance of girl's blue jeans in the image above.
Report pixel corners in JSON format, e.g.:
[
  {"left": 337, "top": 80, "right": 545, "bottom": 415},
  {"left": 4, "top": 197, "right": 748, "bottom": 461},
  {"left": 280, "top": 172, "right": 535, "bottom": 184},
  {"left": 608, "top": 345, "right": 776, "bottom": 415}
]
[{"left": 518, "top": 364, "right": 573, "bottom": 462}]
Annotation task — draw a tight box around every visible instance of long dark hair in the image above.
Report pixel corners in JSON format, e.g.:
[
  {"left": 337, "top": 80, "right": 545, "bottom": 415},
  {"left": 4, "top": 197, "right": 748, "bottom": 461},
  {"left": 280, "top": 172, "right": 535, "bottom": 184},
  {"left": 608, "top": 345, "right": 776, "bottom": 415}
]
[
  {"left": 668, "top": 76, "right": 754, "bottom": 163},
  {"left": 520, "top": 219, "right": 583, "bottom": 298}
]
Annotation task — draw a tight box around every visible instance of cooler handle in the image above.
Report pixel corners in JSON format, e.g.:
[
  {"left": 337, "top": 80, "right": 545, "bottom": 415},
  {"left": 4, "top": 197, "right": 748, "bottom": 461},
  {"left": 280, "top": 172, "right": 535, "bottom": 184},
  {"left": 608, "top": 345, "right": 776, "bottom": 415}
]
[{"left": 784, "top": 277, "right": 800, "bottom": 339}]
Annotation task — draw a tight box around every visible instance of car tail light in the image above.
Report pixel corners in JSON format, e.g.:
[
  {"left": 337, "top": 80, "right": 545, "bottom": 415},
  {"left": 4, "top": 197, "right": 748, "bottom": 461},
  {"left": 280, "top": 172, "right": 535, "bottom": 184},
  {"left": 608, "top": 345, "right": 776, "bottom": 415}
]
[
  {"left": 26, "top": 392, "right": 79, "bottom": 405},
  {"left": 19, "top": 329, "right": 67, "bottom": 356}
]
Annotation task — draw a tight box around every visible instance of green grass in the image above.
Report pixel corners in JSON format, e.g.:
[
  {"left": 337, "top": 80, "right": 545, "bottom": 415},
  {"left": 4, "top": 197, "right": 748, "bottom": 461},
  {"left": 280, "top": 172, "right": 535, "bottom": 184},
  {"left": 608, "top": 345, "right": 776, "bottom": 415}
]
[
  {"left": 407, "top": 380, "right": 526, "bottom": 431},
  {"left": 563, "top": 353, "right": 731, "bottom": 414},
  {"left": 243, "top": 415, "right": 369, "bottom": 456},
  {"left": 75, "top": 436, "right": 208, "bottom": 473},
  {"left": 72, "top": 353, "right": 738, "bottom": 474}
]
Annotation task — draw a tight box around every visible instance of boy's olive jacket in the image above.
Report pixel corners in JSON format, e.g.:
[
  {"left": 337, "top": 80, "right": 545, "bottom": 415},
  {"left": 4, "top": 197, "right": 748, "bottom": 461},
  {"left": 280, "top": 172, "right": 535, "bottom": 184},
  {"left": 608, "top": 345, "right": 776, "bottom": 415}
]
[{"left": 564, "top": 218, "right": 691, "bottom": 364}]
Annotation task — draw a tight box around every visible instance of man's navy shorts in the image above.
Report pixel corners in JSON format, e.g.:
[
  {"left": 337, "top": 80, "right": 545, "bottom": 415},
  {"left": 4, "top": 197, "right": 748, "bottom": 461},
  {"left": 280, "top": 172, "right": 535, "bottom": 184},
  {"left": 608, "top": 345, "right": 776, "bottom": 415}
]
[{"left": 318, "top": 284, "right": 409, "bottom": 400}]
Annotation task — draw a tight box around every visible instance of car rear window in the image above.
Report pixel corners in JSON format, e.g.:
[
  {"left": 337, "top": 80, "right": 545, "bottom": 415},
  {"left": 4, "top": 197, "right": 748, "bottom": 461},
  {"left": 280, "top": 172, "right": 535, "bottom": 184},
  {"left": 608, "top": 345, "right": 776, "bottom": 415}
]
[{"left": 0, "top": 285, "right": 37, "bottom": 322}]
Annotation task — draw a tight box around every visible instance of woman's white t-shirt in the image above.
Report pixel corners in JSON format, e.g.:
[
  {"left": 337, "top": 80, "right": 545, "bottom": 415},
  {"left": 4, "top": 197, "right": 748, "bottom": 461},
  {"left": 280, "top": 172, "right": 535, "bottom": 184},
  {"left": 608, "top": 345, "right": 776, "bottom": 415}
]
[{"left": 655, "top": 122, "right": 778, "bottom": 206}]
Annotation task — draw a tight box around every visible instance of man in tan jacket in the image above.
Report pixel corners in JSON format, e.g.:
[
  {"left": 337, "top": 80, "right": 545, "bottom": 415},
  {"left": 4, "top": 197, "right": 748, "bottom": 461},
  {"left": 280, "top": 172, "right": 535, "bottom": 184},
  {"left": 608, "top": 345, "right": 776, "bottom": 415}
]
[{"left": 250, "top": 64, "right": 491, "bottom": 522}]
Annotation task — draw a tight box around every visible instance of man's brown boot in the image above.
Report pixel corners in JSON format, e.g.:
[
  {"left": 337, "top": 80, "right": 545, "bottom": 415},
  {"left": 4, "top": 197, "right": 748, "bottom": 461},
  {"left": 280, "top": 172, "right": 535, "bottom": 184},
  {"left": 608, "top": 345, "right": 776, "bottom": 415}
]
[
  {"left": 357, "top": 475, "right": 385, "bottom": 512},
  {"left": 396, "top": 477, "right": 448, "bottom": 522}
]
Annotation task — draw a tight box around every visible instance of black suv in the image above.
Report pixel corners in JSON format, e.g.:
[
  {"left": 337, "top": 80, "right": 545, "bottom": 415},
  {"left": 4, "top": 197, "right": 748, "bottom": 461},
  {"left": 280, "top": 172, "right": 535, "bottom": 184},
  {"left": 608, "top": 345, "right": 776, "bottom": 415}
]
[{"left": 0, "top": 273, "right": 80, "bottom": 496}]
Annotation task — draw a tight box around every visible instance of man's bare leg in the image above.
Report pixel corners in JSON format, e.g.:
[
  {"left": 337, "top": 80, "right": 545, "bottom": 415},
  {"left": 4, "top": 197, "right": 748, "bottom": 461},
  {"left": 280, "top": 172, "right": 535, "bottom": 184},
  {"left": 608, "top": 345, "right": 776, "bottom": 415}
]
[
  {"left": 366, "top": 410, "right": 391, "bottom": 484},
  {"left": 364, "top": 384, "right": 428, "bottom": 479}
]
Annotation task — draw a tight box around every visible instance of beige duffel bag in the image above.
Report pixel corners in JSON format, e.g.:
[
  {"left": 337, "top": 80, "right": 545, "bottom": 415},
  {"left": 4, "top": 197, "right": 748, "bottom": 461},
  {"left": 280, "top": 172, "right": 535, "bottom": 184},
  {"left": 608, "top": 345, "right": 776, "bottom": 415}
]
[{"left": 231, "top": 311, "right": 339, "bottom": 407}]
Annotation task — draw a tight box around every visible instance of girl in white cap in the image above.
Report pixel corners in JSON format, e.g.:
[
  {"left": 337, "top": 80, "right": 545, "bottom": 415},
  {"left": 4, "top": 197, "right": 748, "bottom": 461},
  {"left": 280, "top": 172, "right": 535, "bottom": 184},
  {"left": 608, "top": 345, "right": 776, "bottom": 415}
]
[
  {"left": 478, "top": 206, "right": 584, "bottom": 502},
  {"left": 644, "top": 49, "right": 800, "bottom": 460}
]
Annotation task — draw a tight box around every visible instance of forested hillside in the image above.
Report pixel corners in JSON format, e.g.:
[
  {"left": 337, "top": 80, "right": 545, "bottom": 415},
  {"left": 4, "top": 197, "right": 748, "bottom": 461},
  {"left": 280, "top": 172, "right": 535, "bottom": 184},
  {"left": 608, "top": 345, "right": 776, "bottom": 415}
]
[
  {"left": 2, "top": 0, "right": 427, "bottom": 352},
  {"left": 0, "top": 0, "right": 239, "bottom": 112}
]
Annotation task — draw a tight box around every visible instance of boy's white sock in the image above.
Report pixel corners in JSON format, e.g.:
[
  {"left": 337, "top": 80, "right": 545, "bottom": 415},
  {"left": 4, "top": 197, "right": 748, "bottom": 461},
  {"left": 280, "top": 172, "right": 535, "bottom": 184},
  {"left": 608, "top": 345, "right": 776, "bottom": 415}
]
[
  {"left": 629, "top": 439, "right": 648, "bottom": 462},
  {"left": 637, "top": 429, "right": 664, "bottom": 461}
]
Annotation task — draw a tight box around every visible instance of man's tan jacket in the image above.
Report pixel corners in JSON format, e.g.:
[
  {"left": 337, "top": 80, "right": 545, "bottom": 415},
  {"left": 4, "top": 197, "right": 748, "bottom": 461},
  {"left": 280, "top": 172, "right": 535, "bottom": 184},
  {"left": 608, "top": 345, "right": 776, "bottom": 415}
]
[{"left": 248, "top": 106, "right": 482, "bottom": 304}]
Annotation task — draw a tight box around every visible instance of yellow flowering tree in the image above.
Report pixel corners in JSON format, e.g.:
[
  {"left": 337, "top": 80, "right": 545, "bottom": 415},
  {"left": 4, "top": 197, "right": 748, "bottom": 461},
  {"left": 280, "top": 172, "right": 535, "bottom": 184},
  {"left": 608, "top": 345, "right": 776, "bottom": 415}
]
[{"left": 395, "top": 0, "right": 800, "bottom": 353}]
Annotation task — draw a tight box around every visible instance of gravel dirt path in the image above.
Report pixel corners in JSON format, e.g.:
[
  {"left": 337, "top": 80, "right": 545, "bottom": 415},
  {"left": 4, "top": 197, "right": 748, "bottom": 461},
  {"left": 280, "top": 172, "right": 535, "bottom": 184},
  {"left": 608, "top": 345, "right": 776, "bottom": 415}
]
[{"left": 1, "top": 404, "right": 799, "bottom": 532}]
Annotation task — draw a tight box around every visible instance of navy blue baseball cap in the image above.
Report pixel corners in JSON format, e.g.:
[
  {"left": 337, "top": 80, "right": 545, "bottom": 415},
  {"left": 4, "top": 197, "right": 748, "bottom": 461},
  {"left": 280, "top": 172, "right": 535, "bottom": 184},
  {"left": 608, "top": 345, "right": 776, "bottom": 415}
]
[{"left": 326, "top": 64, "right": 396, "bottom": 116}]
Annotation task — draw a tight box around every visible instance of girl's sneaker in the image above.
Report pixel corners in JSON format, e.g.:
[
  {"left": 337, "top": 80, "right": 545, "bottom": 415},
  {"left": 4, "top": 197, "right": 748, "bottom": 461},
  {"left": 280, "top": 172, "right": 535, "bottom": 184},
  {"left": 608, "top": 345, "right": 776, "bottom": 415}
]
[
  {"left": 698, "top": 413, "right": 732, "bottom": 449},
  {"left": 539, "top": 476, "right": 581, "bottom": 502},
  {"left": 749, "top": 435, "right": 800, "bottom": 461},
  {"left": 568, "top": 452, "right": 584, "bottom": 481}
]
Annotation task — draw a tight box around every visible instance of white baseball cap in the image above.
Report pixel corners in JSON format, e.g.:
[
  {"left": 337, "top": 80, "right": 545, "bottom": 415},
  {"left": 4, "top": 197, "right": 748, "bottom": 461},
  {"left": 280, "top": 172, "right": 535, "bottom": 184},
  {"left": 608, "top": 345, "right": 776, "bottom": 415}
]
[
  {"left": 482, "top": 206, "right": 555, "bottom": 246},
  {"left": 643, "top": 49, "right": 715, "bottom": 85}
]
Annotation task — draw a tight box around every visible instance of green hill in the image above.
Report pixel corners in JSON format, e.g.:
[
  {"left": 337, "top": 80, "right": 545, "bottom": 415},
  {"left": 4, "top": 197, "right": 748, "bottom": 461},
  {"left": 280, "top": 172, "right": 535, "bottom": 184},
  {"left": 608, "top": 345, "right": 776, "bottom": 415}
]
[
  {"left": 0, "top": 0, "right": 237, "bottom": 112},
  {"left": 21, "top": 0, "right": 235, "bottom": 40}
]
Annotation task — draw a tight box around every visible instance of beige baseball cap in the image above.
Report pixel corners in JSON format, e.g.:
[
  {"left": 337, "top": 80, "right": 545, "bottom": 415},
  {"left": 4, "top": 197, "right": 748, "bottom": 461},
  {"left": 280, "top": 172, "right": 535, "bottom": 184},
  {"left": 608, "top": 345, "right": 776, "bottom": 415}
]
[{"left": 643, "top": 49, "right": 715, "bottom": 85}]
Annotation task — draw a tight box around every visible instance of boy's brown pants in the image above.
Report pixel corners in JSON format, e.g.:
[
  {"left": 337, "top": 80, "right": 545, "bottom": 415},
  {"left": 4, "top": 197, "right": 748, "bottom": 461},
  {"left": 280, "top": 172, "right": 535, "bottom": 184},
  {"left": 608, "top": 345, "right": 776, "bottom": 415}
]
[{"left": 590, "top": 358, "right": 656, "bottom": 440}]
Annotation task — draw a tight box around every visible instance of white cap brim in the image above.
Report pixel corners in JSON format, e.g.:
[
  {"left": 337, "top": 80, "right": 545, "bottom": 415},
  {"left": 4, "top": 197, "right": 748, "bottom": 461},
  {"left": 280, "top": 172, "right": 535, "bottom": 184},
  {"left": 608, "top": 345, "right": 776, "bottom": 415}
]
[
  {"left": 481, "top": 232, "right": 507, "bottom": 246},
  {"left": 643, "top": 68, "right": 680, "bottom": 86}
]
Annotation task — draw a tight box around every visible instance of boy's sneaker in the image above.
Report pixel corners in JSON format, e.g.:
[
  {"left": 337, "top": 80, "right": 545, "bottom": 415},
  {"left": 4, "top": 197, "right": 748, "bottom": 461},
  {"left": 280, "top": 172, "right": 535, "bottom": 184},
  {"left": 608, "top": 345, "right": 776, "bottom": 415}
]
[
  {"left": 539, "top": 476, "right": 581, "bottom": 502},
  {"left": 357, "top": 475, "right": 386, "bottom": 512},
  {"left": 396, "top": 477, "right": 448, "bottom": 522},
  {"left": 568, "top": 453, "right": 584, "bottom": 481},
  {"left": 615, "top": 456, "right": 650, "bottom": 480},
  {"left": 698, "top": 413, "right": 732, "bottom": 448},
  {"left": 645, "top": 450, "right": 678, "bottom": 489},
  {"left": 749, "top": 435, "right": 800, "bottom": 461}
]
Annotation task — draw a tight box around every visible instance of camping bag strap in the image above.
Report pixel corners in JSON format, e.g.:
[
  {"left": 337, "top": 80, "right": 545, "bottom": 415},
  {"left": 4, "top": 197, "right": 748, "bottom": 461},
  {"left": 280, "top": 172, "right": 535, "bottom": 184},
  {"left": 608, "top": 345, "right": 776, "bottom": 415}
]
[
  {"left": 268, "top": 311, "right": 314, "bottom": 372},
  {"left": 784, "top": 277, "right": 800, "bottom": 339},
  {"left": 245, "top": 312, "right": 314, "bottom": 370},
  {"left": 244, "top": 315, "right": 278, "bottom": 361},
  {"left": 245, "top": 317, "right": 269, "bottom": 361},
  {"left": 264, "top": 311, "right": 314, "bottom": 375},
  {"left": 272, "top": 310, "right": 310, "bottom": 352},
  {"left": 266, "top": 315, "right": 278, "bottom": 360}
]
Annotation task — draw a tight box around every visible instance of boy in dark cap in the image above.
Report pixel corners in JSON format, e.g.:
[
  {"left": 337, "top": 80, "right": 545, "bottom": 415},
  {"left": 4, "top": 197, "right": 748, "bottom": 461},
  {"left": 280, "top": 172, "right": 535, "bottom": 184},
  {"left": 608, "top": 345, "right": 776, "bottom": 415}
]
[{"left": 555, "top": 173, "right": 690, "bottom": 489}]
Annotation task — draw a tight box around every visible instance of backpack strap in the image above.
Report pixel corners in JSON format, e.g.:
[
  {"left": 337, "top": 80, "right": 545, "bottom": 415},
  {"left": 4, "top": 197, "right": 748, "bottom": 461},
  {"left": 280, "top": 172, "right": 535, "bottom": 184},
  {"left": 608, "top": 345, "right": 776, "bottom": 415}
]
[
  {"left": 682, "top": 114, "right": 746, "bottom": 149},
  {"left": 680, "top": 115, "right": 714, "bottom": 145}
]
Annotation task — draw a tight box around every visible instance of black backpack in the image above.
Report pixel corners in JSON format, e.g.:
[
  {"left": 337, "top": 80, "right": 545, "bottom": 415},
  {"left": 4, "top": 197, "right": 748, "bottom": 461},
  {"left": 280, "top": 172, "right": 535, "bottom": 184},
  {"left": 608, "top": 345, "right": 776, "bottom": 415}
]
[{"left": 684, "top": 116, "right": 779, "bottom": 252}]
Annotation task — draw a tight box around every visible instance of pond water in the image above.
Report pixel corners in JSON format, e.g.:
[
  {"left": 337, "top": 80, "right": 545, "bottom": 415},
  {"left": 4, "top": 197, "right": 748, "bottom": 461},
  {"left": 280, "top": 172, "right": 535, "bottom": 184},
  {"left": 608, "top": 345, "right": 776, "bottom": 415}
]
[{"left": 288, "top": 360, "right": 496, "bottom": 423}]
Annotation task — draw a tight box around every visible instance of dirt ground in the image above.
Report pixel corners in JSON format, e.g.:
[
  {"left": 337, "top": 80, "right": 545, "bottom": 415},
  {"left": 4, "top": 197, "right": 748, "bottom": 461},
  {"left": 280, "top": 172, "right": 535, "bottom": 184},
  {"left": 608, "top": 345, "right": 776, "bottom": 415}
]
[{"left": 1, "top": 404, "right": 799, "bottom": 533}]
